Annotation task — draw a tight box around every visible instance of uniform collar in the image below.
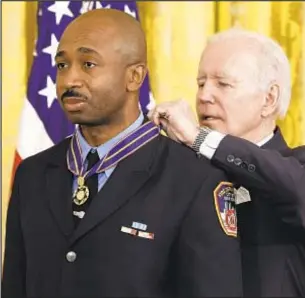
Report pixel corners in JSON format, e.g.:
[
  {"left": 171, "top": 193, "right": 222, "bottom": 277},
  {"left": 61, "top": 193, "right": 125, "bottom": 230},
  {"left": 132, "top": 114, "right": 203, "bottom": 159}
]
[{"left": 76, "top": 111, "right": 144, "bottom": 177}]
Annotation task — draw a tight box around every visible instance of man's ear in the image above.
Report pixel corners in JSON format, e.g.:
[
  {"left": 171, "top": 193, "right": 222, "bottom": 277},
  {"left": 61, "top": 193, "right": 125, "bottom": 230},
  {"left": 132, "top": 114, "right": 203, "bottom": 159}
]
[
  {"left": 261, "top": 83, "right": 280, "bottom": 118},
  {"left": 126, "top": 63, "right": 147, "bottom": 92}
]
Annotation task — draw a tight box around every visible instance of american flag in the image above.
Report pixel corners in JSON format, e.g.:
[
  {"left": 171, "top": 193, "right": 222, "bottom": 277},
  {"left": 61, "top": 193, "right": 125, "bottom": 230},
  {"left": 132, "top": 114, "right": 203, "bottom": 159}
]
[{"left": 12, "top": 1, "right": 155, "bottom": 179}]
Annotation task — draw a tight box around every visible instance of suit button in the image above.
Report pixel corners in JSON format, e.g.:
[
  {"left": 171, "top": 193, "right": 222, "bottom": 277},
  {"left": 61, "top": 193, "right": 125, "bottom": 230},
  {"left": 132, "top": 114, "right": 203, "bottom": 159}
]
[
  {"left": 227, "top": 155, "right": 235, "bottom": 163},
  {"left": 66, "top": 251, "right": 77, "bottom": 262},
  {"left": 234, "top": 157, "right": 242, "bottom": 166},
  {"left": 248, "top": 164, "right": 256, "bottom": 172},
  {"left": 241, "top": 161, "right": 248, "bottom": 168}
]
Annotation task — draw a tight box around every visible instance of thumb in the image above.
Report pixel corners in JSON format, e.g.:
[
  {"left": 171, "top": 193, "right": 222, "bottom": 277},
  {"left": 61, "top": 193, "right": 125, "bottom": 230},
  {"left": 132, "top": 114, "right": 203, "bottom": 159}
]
[{"left": 159, "top": 118, "right": 169, "bottom": 132}]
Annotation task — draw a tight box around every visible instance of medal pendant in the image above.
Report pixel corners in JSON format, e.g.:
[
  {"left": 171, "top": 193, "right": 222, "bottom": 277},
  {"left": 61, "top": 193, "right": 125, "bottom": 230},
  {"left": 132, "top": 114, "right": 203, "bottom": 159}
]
[
  {"left": 77, "top": 176, "right": 85, "bottom": 187},
  {"left": 73, "top": 184, "right": 90, "bottom": 205}
]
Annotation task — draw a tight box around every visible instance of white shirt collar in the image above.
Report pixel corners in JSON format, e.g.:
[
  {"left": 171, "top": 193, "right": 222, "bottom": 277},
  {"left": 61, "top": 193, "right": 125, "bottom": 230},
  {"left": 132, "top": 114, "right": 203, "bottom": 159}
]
[{"left": 256, "top": 132, "right": 274, "bottom": 147}]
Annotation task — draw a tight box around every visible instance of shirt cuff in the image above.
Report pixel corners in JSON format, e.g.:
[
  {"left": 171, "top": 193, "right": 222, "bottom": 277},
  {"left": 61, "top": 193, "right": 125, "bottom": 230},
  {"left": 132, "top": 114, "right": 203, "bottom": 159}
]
[{"left": 199, "top": 130, "right": 226, "bottom": 159}]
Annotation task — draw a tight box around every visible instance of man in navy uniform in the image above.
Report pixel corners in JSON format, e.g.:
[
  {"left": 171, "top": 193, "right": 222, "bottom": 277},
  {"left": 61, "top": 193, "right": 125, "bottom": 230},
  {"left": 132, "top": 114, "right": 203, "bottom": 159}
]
[
  {"left": 149, "top": 28, "right": 305, "bottom": 297},
  {"left": 2, "top": 9, "right": 242, "bottom": 298}
]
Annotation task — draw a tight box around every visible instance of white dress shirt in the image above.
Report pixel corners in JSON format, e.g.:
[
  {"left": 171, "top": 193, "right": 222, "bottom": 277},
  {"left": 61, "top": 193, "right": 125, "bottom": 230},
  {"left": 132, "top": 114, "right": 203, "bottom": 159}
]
[{"left": 199, "top": 130, "right": 274, "bottom": 159}]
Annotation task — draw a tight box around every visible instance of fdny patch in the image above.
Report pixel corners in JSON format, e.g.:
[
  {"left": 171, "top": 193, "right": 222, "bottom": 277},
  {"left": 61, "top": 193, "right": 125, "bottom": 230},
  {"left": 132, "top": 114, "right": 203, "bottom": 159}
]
[{"left": 213, "top": 182, "right": 237, "bottom": 237}]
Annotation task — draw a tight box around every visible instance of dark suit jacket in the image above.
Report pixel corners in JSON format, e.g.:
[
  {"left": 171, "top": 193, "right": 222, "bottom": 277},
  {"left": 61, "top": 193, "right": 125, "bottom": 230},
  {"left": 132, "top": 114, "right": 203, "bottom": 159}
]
[
  {"left": 211, "top": 128, "right": 305, "bottom": 297},
  {"left": 2, "top": 135, "right": 242, "bottom": 298},
  {"left": 281, "top": 145, "right": 305, "bottom": 164}
]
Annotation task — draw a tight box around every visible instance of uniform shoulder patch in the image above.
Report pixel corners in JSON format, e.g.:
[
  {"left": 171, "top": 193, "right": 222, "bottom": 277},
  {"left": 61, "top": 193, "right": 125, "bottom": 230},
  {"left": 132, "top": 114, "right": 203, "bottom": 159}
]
[{"left": 213, "top": 181, "right": 237, "bottom": 237}]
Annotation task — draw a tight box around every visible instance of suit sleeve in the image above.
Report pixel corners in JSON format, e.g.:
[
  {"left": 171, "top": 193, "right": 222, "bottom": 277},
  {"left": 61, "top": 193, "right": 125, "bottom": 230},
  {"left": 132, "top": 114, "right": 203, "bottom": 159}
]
[
  {"left": 174, "top": 172, "right": 243, "bottom": 297},
  {"left": 212, "top": 135, "right": 305, "bottom": 228},
  {"left": 2, "top": 164, "right": 26, "bottom": 298}
]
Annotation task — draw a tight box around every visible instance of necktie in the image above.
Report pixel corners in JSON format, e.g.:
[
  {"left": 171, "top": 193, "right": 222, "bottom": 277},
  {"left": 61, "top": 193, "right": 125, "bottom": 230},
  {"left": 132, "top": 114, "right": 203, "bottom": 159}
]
[
  {"left": 85, "top": 150, "right": 99, "bottom": 203},
  {"left": 73, "top": 150, "right": 99, "bottom": 226}
]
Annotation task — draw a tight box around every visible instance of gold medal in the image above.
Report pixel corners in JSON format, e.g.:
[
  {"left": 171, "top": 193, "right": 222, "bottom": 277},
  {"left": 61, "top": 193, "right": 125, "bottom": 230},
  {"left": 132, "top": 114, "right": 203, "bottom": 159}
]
[
  {"left": 73, "top": 177, "right": 90, "bottom": 205},
  {"left": 68, "top": 122, "right": 160, "bottom": 207}
]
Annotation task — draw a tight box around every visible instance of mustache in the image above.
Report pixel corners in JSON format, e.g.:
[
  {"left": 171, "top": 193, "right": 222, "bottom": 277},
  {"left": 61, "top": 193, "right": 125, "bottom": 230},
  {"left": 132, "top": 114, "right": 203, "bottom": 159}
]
[{"left": 61, "top": 89, "right": 87, "bottom": 102}]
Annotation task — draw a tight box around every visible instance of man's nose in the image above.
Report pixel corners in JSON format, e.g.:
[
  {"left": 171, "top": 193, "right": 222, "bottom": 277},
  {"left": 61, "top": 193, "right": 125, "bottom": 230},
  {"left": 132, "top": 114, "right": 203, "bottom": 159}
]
[
  {"left": 197, "top": 83, "right": 215, "bottom": 104},
  {"left": 61, "top": 67, "right": 84, "bottom": 89}
]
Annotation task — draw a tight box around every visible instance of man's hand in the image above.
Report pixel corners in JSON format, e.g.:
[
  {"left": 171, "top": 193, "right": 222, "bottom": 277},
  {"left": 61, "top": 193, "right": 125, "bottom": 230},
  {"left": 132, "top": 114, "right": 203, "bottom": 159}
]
[{"left": 147, "top": 99, "right": 200, "bottom": 147}]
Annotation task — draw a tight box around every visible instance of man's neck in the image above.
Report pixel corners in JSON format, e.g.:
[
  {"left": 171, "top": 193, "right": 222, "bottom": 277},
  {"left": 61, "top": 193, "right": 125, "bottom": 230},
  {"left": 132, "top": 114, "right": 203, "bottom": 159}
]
[
  {"left": 80, "top": 111, "right": 141, "bottom": 147},
  {"left": 240, "top": 120, "right": 276, "bottom": 145}
]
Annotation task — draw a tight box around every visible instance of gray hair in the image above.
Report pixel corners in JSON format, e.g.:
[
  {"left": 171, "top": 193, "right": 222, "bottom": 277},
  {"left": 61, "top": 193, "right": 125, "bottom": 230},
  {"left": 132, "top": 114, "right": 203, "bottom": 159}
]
[{"left": 207, "top": 28, "right": 291, "bottom": 119}]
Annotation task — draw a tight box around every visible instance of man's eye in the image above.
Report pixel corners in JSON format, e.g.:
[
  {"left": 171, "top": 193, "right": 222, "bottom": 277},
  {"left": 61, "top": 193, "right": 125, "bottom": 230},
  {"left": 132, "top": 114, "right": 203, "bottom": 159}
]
[
  {"left": 84, "top": 62, "right": 96, "bottom": 68},
  {"left": 56, "top": 62, "right": 67, "bottom": 70},
  {"left": 218, "top": 81, "right": 231, "bottom": 88}
]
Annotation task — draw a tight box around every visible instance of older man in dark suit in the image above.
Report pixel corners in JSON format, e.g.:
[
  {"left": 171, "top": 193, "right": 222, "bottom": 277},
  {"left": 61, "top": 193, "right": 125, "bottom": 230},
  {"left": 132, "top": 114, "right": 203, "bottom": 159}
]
[{"left": 149, "top": 28, "right": 305, "bottom": 297}]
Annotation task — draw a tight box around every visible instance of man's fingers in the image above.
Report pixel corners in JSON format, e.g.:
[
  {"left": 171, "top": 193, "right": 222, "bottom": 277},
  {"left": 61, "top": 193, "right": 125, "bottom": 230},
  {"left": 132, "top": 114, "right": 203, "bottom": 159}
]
[
  {"left": 147, "top": 108, "right": 160, "bottom": 126},
  {"left": 166, "top": 127, "right": 181, "bottom": 143},
  {"left": 147, "top": 108, "right": 154, "bottom": 119},
  {"left": 149, "top": 107, "right": 171, "bottom": 126},
  {"left": 159, "top": 111, "right": 170, "bottom": 120},
  {"left": 159, "top": 118, "right": 169, "bottom": 132}
]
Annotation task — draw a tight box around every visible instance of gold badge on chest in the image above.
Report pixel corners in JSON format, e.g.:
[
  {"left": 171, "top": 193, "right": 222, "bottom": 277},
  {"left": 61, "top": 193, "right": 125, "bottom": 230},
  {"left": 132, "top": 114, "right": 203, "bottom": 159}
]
[{"left": 73, "top": 176, "right": 90, "bottom": 206}]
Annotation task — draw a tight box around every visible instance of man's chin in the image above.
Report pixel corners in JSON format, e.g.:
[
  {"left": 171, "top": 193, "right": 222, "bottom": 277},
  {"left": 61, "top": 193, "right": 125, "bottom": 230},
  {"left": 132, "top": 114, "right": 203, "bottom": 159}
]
[
  {"left": 199, "top": 120, "right": 217, "bottom": 129},
  {"left": 65, "top": 113, "right": 84, "bottom": 125},
  {"left": 68, "top": 116, "right": 109, "bottom": 127},
  {"left": 199, "top": 120, "right": 226, "bottom": 133}
]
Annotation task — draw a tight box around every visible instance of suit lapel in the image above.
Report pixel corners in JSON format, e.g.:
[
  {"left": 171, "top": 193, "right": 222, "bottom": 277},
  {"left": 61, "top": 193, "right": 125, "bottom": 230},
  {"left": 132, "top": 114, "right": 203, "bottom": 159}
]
[
  {"left": 70, "top": 135, "right": 160, "bottom": 245},
  {"left": 45, "top": 139, "right": 74, "bottom": 237}
]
